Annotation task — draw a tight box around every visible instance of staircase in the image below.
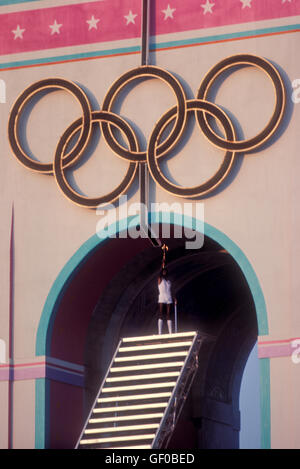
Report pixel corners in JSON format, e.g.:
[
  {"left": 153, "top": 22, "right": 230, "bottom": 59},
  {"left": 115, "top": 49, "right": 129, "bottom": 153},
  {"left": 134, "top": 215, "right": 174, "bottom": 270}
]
[{"left": 76, "top": 331, "right": 202, "bottom": 449}]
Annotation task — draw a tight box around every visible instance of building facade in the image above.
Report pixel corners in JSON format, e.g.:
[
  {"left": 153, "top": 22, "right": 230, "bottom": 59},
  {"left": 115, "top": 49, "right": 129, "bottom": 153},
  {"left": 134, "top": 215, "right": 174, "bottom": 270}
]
[{"left": 0, "top": 0, "right": 299, "bottom": 449}]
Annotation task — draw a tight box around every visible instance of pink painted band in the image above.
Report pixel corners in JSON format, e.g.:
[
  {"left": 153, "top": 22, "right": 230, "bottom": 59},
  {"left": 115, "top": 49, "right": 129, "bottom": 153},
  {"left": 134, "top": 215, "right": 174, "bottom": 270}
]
[
  {"left": 0, "top": 0, "right": 299, "bottom": 56},
  {"left": 258, "top": 338, "right": 300, "bottom": 359},
  {"left": 0, "top": 360, "right": 84, "bottom": 386},
  {"left": 258, "top": 337, "right": 300, "bottom": 345}
]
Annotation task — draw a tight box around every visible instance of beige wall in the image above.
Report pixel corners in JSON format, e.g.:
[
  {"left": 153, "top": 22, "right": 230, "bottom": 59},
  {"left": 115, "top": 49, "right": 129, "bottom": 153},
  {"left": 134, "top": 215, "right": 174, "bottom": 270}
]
[
  {"left": 270, "top": 357, "right": 300, "bottom": 449},
  {"left": 12, "top": 379, "right": 36, "bottom": 449},
  {"left": 0, "top": 11, "right": 299, "bottom": 448},
  {"left": 0, "top": 382, "right": 9, "bottom": 449},
  {"left": 1, "top": 32, "right": 299, "bottom": 356}
]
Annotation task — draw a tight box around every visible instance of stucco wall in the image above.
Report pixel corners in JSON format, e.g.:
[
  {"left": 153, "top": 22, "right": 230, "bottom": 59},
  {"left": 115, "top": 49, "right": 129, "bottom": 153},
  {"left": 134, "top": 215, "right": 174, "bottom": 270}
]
[{"left": 0, "top": 0, "right": 299, "bottom": 449}]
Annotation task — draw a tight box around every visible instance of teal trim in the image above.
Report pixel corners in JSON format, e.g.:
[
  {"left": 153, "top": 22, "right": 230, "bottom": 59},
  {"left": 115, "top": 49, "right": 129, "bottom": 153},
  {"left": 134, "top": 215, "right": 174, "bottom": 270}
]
[
  {"left": 150, "top": 23, "right": 300, "bottom": 50},
  {"left": 1, "top": 24, "right": 299, "bottom": 71},
  {"left": 35, "top": 378, "right": 49, "bottom": 449},
  {"left": 35, "top": 216, "right": 138, "bottom": 357},
  {"left": 205, "top": 222, "right": 268, "bottom": 336},
  {"left": 259, "top": 358, "right": 271, "bottom": 449},
  {"left": 0, "top": 0, "right": 41, "bottom": 4},
  {"left": 35, "top": 232, "right": 100, "bottom": 357},
  {"left": 35, "top": 212, "right": 269, "bottom": 448},
  {"left": 0, "top": 45, "right": 141, "bottom": 70}
]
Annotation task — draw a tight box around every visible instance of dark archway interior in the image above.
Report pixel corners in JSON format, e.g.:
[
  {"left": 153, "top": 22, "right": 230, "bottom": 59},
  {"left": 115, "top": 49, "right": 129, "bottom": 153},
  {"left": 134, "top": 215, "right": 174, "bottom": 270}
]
[{"left": 83, "top": 225, "right": 258, "bottom": 449}]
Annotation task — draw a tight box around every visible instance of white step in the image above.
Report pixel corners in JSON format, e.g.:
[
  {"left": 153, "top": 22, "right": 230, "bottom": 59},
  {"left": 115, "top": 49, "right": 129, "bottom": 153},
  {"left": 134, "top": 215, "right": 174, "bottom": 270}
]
[
  {"left": 122, "top": 332, "right": 196, "bottom": 342},
  {"left": 102, "top": 382, "right": 176, "bottom": 393},
  {"left": 80, "top": 434, "right": 156, "bottom": 445},
  {"left": 77, "top": 331, "right": 200, "bottom": 449},
  {"left": 118, "top": 341, "right": 192, "bottom": 352},
  {"left": 114, "top": 351, "right": 188, "bottom": 362},
  {"left": 98, "top": 392, "right": 172, "bottom": 403},
  {"left": 89, "top": 413, "right": 164, "bottom": 424},
  {"left": 110, "top": 361, "right": 184, "bottom": 372},
  {"left": 106, "top": 371, "right": 180, "bottom": 382},
  {"left": 93, "top": 402, "right": 168, "bottom": 413},
  {"left": 85, "top": 423, "right": 159, "bottom": 434}
]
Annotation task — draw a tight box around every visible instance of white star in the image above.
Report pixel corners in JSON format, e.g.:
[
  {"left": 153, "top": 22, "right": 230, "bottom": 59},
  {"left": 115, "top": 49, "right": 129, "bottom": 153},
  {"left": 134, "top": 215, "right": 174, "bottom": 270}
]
[
  {"left": 240, "top": 0, "right": 252, "bottom": 8},
  {"left": 49, "top": 19, "right": 63, "bottom": 35},
  {"left": 201, "top": 0, "right": 215, "bottom": 15},
  {"left": 162, "top": 4, "right": 176, "bottom": 20},
  {"left": 12, "top": 24, "right": 25, "bottom": 40},
  {"left": 124, "top": 10, "right": 137, "bottom": 25},
  {"left": 86, "top": 15, "right": 100, "bottom": 30}
]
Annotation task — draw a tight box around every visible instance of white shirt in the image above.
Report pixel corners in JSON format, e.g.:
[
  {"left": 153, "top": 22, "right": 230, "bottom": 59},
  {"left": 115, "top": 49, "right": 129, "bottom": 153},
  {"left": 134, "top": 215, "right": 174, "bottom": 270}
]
[{"left": 158, "top": 278, "right": 173, "bottom": 304}]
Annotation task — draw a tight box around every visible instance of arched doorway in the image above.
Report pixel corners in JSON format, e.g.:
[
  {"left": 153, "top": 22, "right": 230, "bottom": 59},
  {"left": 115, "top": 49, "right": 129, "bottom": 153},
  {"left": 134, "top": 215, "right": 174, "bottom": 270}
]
[{"left": 35, "top": 214, "right": 269, "bottom": 449}]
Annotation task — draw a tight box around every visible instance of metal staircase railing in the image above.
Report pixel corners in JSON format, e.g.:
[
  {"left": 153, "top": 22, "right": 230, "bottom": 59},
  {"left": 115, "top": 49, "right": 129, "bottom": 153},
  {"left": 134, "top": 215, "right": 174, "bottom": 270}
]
[{"left": 76, "top": 331, "right": 202, "bottom": 449}]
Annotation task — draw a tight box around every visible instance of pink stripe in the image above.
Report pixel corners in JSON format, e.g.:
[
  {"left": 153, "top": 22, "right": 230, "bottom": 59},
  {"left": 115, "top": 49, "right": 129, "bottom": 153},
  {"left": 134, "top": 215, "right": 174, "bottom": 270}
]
[
  {"left": 0, "top": 361, "right": 84, "bottom": 381},
  {"left": 14, "top": 365, "right": 45, "bottom": 381},
  {"left": 258, "top": 336, "right": 300, "bottom": 345},
  {"left": 258, "top": 338, "right": 300, "bottom": 358},
  {"left": 153, "top": 0, "right": 300, "bottom": 35},
  {"left": 258, "top": 343, "right": 292, "bottom": 359},
  {"left": 0, "top": 368, "right": 9, "bottom": 380},
  {"left": 0, "top": 361, "right": 45, "bottom": 368},
  {"left": 0, "top": 1, "right": 141, "bottom": 55},
  {"left": 0, "top": 0, "right": 299, "bottom": 56},
  {"left": 0, "top": 363, "right": 45, "bottom": 381}
]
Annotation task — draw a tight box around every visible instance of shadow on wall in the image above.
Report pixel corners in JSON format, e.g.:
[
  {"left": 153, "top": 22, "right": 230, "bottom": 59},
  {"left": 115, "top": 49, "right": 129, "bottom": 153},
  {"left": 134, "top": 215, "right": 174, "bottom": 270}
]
[
  {"left": 84, "top": 231, "right": 260, "bottom": 449},
  {"left": 239, "top": 342, "right": 261, "bottom": 449}
]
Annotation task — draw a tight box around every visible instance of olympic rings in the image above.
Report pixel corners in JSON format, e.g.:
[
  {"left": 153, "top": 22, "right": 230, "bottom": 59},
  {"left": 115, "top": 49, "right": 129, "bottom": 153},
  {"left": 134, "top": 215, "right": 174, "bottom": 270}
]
[
  {"left": 7, "top": 54, "right": 286, "bottom": 208},
  {"left": 54, "top": 111, "right": 138, "bottom": 208},
  {"left": 196, "top": 54, "right": 286, "bottom": 152},
  {"left": 101, "top": 65, "right": 187, "bottom": 162},
  {"left": 8, "top": 78, "right": 92, "bottom": 174},
  {"left": 147, "top": 99, "right": 236, "bottom": 197}
]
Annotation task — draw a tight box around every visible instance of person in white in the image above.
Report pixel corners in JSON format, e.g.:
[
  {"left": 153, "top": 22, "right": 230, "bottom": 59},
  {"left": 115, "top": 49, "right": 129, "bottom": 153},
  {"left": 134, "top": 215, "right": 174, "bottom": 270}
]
[{"left": 157, "top": 269, "right": 177, "bottom": 334}]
